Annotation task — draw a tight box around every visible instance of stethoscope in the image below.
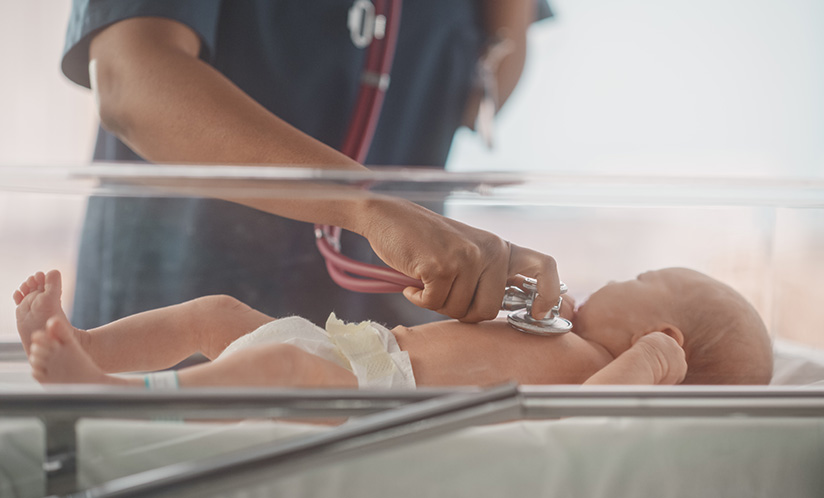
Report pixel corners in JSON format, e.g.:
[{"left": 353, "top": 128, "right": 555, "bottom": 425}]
[{"left": 314, "top": 0, "right": 572, "bottom": 336}]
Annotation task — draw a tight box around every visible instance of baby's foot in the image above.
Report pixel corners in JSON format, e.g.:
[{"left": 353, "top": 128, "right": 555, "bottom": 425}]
[
  {"left": 13, "top": 270, "right": 85, "bottom": 355},
  {"left": 29, "top": 315, "right": 122, "bottom": 385}
]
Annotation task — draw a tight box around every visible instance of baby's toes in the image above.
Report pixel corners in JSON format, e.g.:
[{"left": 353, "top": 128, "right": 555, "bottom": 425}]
[
  {"left": 29, "top": 332, "right": 52, "bottom": 359},
  {"left": 29, "top": 346, "right": 50, "bottom": 373},
  {"left": 26, "top": 275, "right": 40, "bottom": 292},
  {"left": 30, "top": 329, "right": 49, "bottom": 346},
  {"left": 17, "top": 281, "right": 31, "bottom": 297},
  {"left": 31, "top": 365, "right": 48, "bottom": 383}
]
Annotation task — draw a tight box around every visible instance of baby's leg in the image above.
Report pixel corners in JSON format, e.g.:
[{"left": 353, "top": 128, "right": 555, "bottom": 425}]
[
  {"left": 14, "top": 270, "right": 88, "bottom": 356},
  {"left": 15, "top": 270, "right": 273, "bottom": 374},
  {"left": 29, "top": 315, "right": 140, "bottom": 387},
  {"left": 84, "top": 294, "right": 273, "bottom": 373},
  {"left": 583, "top": 332, "right": 687, "bottom": 385},
  {"left": 28, "top": 315, "right": 356, "bottom": 390},
  {"left": 177, "top": 343, "right": 358, "bottom": 389}
]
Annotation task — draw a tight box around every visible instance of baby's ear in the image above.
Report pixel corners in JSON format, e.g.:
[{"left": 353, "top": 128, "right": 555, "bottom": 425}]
[{"left": 631, "top": 324, "right": 684, "bottom": 347}]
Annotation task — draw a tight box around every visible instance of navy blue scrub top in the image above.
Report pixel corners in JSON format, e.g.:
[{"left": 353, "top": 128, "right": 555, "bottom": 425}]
[{"left": 62, "top": 0, "right": 552, "bottom": 329}]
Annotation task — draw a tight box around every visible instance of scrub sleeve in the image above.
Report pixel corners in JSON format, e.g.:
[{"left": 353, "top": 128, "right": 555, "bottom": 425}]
[{"left": 61, "top": 0, "right": 552, "bottom": 330}]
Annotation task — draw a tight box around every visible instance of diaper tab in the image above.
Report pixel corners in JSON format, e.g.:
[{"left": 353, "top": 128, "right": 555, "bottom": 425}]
[{"left": 325, "top": 313, "right": 416, "bottom": 389}]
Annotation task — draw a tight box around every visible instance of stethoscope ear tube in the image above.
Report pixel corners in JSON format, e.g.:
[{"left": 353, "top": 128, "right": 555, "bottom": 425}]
[
  {"left": 315, "top": 226, "right": 423, "bottom": 293},
  {"left": 315, "top": 0, "right": 406, "bottom": 293},
  {"left": 341, "top": 0, "right": 402, "bottom": 162}
]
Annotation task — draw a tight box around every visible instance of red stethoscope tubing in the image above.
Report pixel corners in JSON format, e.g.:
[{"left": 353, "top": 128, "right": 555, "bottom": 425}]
[
  {"left": 316, "top": 225, "right": 422, "bottom": 293},
  {"left": 341, "top": 0, "right": 402, "bottom": 161},
  {"left": 316, "top": 0, "right": 425, "bottom": 294}
]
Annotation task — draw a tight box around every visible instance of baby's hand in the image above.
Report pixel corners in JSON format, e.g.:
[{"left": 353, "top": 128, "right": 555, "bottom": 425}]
[{"left": 632, "top": 332, "right": 687, "bottom": 385}]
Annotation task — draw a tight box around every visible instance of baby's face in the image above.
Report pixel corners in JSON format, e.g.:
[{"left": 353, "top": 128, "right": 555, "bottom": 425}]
[{"left": 572, "top": 270, "right": 678, "bottom": 358}]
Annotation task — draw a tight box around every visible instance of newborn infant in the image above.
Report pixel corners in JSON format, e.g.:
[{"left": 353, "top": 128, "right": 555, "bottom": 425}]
[{"left": 14, "top": 268, "right": 773, "bottom": 389}]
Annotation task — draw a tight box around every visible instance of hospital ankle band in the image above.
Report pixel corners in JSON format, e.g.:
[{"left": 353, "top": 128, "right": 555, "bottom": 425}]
[{"left": 144, "top": 371, "right": 179, "bottom": 390}]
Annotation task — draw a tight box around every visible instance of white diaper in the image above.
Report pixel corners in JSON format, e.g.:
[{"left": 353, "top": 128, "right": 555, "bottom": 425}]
[{"left": 217, "top": 313, "right": 416, "bottom": 389}]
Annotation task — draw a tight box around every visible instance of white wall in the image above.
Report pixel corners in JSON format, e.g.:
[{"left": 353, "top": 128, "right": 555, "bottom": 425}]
[
  {"left": 449, "top": 0, "right": 824, "bottom": 178},
  {"left": 0, "top": 1, "right": 97, "bottom": 165}
]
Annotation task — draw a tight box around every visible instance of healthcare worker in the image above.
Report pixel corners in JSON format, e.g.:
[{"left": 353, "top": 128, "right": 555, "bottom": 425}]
[{"left": 61, "top": 0, "right": 556, "bottom": 330}]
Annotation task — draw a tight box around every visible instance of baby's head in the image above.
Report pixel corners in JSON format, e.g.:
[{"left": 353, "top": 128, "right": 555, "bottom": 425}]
[{"left": 573, "top": 268, "right": 773, "bottom": 385}]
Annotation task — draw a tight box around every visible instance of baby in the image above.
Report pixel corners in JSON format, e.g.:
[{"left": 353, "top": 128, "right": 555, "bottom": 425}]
[{"left": 13, "top": 268, "right": 773, "bottom": 389}]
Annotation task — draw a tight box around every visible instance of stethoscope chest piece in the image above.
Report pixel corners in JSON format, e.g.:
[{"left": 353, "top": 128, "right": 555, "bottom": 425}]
[
  {"left": 503, "top": 279, "right": 573, "bottom": 336},
  {"left": 507, "top": 310, "right": 572, "bottom": 336}
]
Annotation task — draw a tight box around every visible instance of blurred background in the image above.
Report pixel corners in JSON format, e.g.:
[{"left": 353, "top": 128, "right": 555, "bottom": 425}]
[{"left": 1, "top": 1, "right": 822, "bottom": 346}]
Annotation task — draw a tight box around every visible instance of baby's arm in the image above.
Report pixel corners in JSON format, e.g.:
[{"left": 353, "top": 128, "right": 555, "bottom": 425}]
[{"left": 583, "top": 332, "right": 687, "bottom": 385}]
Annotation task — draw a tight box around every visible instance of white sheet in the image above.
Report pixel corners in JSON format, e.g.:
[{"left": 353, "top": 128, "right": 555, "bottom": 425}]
[
  {"left": 77, "top": 415, "right": 824, "bottom": 498},
  {"left": 75, "top": 339, "right": 824, "bottom": 498},
  {"left": 772, "top": 339, "right": 824, "bottom": 386},
  {"left": 2, "top": 340, "right": 823, "bottom": 497}
]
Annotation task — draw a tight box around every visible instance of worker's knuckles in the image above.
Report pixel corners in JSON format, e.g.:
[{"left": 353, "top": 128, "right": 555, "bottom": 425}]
[
  {"left": 416, "top": 287, "right": 449, "bottom": 311},
  {"left": 459, "top": 305, "right": 499, "bottom": 323},
  {"left": 509, "top": 247, "right": 558, "bottom": 281},
  {"left": 417, "top": 258, "right": 459, "bottom": 283}
]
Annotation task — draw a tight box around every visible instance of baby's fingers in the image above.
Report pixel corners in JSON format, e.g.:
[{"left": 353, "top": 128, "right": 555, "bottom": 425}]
[{"left": 635, "top": 332, "right": 687, "bottom": 385}]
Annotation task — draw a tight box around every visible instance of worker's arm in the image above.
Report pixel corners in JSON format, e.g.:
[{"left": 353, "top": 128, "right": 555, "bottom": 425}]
[
  {"left": 462, "top": 0, "right": 534, "bottom": 127},
  {"left": 479, "top": 0, "right": 533, "bottom": 110},
  {"left": 88, "top": 17, "right": 561, "bottom": 322},
  {"left": 90, "top": 17, "right": 359, "bottom": 170}
]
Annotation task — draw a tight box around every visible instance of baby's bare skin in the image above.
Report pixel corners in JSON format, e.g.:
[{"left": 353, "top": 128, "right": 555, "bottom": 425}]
[
  {"left": 15, "top": 269, "right": 690, "bottom": 388},
  {"left": 18, "top": 272, "right": 357, "bottom": 389},
  {"left": 14, "top": 271, "right": 87, "bottom": 356},
  {"left": 393, "top": 320, "right": 613, "bottom": 386}
]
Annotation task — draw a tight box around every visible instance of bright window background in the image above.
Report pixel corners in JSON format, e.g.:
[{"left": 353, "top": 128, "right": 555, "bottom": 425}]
[
  {"left": 1, "top": 1, "right": 822, "bottom": 345},
  {"left": 449, "top": 0, "right": 824, "bottom": 177}
]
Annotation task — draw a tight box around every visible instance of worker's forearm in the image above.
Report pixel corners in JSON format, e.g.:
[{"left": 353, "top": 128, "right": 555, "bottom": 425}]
[{"left": 480, "top": 0, "right": 532, "bottom": 108}]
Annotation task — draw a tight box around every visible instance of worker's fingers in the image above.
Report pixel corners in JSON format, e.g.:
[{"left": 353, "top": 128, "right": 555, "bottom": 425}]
[
  {"left": 461, "top": 266, "right": 508, "bottom": 323},
  {"left": 507, "top": 244, "right": 560, "bottom": 319},
  {"left": 449, "top": 233, "right": 509, "bottom": 321},
  {"left": 436, "top": 270, "right": 478, "bottom": 320},
  {"left": 505, "top": 273, "right": 529, "bottom": 289},
  {"left": 402, "top": 263, "right": 455, "bottom": 312},
  {"left": 559, "top": 294, "right": 576, "bottom": 320},
  {"left": 506, "top": 273, "right": 572, "bottom": 319}
]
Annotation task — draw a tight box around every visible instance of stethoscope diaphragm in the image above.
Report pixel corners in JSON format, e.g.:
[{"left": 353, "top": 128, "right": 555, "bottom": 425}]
[
  {"left": 507, "top": 309, "right": 572, "bottom": 336},
  {"left": 503, "top": 278, "right": 572, "bottom": 336}
]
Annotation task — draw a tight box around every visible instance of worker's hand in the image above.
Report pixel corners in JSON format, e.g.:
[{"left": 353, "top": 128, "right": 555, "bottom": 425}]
[
  {"left": 358, "top": 198, "right": 560, "bottom": 323},
  {"left": 559, "top": 294, "right": 576, "bottom": 321}
]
